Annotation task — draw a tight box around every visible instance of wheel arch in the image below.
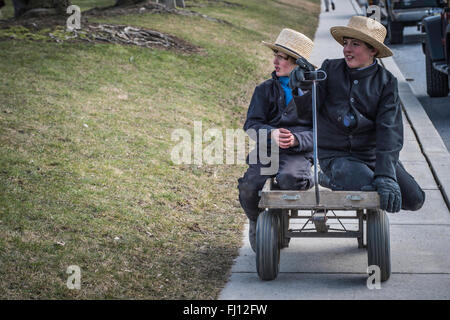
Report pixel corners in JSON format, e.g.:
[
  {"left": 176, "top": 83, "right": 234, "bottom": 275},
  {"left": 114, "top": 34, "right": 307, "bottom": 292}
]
[
  {"left": 445, "top": 23, "right": 450, "bottom": 66},
  {"left": 423, "top": 15, "right": 445, "bottom": 61}
]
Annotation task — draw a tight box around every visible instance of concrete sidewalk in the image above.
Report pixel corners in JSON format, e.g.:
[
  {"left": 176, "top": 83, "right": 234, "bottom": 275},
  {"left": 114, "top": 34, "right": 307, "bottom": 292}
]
[{"left": 220, "top": 0, "right": 450, "bottom": 299}]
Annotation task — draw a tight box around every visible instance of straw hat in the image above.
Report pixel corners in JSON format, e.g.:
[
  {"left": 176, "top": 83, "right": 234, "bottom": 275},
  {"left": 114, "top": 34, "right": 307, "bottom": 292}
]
[
  {"left": 262, "top": 28, "right": 314, "bottom": 61},
  {"left": 330, "top": 16, "right": 393, "bottom": 58}
]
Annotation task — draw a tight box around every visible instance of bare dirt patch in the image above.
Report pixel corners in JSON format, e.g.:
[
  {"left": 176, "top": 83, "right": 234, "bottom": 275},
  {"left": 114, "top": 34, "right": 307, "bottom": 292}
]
[
  {"left": 84, "top": 1, "right": 231, "bottom": 25},
  {"left": 0, "top": 1, "right": 211, "bottom": 54}
]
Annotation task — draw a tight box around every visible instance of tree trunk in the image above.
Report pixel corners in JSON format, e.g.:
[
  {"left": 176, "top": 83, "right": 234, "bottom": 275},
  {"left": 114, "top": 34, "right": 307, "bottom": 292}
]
[
  {"left": 161, "top": 0, "right": 175, "bottom": 9},
  {"left": 13, "top": 0, "right": 71, "bottom": 18},
  {"left": 175, "top": 0, "right": 185, "bottom": 8}
]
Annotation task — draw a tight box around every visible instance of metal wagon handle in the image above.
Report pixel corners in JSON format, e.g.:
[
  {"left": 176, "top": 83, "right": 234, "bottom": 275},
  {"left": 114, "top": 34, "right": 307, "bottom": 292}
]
[{"left": 303, "top": 70, "right": 327, "bottom": 205}]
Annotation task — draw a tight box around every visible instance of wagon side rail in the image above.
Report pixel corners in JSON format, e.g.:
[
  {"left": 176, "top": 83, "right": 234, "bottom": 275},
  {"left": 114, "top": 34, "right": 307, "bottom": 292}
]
[{"left": 258, "top": 178, "right": 380, "bottom": 210}]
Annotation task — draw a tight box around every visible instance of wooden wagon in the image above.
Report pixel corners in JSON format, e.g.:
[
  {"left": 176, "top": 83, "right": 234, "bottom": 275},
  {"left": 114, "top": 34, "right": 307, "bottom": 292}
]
[
  {"left": 254, "top": 70, "right": 391, "bottom": 282},
  {"left": 255, "top": 178, "right": 391, "bottom": 282}
]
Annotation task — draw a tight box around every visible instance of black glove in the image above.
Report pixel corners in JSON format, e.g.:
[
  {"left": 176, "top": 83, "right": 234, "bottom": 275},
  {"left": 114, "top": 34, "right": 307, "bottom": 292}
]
[
  {"left": 361, "top": 176, "right": 402, "bottom": 213},
  {"left": 289, "top": 57, "right": 315, "bottom": 90}
]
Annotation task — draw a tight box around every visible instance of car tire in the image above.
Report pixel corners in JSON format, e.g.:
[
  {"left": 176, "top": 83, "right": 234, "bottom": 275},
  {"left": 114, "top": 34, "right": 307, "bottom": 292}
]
[
  {"left": 425, "top": 45, "right": 449, "bottom": 97},
  {"left": 387, "top": 18, "right": 403, "bottom": 44}
]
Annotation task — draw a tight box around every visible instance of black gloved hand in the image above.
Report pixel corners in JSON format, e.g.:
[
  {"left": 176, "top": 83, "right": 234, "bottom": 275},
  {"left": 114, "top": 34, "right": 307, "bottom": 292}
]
[
  {"left": 289, "top": 56, "right": 315, "bottom": 90},
  {"left": 361, "top": 176, "right": 402, "bottom": 213}
]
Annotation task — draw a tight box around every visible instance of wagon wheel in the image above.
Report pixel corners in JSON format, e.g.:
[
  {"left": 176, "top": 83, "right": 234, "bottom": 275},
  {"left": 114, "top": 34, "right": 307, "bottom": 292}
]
[
  {"left": 280, "top": 210, "right": 290, "bottom": 249},
  {"left": 256, "top": 209, "right": 280, "bottom": 281},
  {"left": 366, "top": 209, "right": 391, "bottom": 282},
  {"left": 272, "top": 209, "right": 289, "bottom": 249}
]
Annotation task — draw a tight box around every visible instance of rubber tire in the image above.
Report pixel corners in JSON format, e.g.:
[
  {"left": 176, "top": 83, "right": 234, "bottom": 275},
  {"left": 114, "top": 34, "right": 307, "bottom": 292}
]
[
  {"left": 425, "top": 45, "right": 449, "bottom": 97},
  {"left": 280, "top": 210, "right": 290, "bottom": 249},
  {"left": 367, "top": 209, "right": 391, "bottom": 282},
  {"left": 387, "top": 18, "right": 403, "bottom": 44},
  {"left": 256, "top": 210, "right": 280, "bottom": 281}
]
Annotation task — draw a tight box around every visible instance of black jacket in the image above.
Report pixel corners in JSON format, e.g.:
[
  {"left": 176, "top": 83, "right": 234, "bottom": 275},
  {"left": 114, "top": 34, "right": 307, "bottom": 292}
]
[
  {"left": 244, "top": 71, "right": 313, "bottom": 159},
  {"left": 294, "top": 59, "right": 403, "bottom": 180}
]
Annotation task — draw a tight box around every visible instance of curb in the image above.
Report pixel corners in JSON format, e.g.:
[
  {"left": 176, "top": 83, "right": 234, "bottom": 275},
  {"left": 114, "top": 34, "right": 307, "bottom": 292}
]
[{"left": 380, "top": 57, "right": 450, "bottom": 211}]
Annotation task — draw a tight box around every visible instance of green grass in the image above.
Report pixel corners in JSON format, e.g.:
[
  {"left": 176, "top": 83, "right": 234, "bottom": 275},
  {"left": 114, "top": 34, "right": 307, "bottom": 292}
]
[{"left": 0, "top": 0, "right": 320, "bottom": 299}]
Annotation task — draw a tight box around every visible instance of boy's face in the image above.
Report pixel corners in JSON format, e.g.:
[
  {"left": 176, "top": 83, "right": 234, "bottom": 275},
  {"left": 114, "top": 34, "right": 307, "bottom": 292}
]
[
  {"left": 343, "top": 38, "right": 378, "bottom": 69},
  {"left": 273, "top": 51, "right": 296, "bottom": 77}
]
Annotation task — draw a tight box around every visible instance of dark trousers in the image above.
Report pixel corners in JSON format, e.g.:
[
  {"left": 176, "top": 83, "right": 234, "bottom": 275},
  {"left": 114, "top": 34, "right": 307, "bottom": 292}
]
[
  {"left": 238, "top": 153, "right": 313, "bottom": 222},
  {"left": 320, "top": 156, "right": 425, "bottom": 211}
]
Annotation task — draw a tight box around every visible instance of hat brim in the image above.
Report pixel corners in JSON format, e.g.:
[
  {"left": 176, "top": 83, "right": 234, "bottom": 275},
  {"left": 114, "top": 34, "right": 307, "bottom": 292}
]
[
  {"left": 330, "top": 26, "right": 393, "bottom": 58},
  {"left": 262, "top": 41, "right": 317, "bottom": 68}
]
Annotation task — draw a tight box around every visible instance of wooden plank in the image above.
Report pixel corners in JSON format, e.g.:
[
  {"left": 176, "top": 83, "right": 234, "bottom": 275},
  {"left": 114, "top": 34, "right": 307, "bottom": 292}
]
[{"left": 258, "top": 188, "right": 380, "bottom": 210}]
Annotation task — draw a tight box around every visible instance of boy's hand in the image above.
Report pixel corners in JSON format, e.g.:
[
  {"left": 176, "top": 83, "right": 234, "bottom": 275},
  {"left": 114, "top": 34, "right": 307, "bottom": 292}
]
[{"left": 271, "top": 128, "right": 299, "bottom": 149}]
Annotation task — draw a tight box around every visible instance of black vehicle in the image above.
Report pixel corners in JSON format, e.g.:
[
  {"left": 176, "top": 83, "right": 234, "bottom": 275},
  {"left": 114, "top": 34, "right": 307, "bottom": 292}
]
[
  {"left": 366, "top": 0, "right": 441, "bottom": 44},
  {"left": 422, "top": 1, "right": 450, "bottom": 97}
]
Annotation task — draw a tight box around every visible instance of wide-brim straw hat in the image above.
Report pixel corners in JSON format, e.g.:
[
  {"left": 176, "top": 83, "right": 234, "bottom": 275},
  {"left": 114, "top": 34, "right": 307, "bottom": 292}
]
[
  {"left": 330, "top": 16, "right": 393, "bottom": 58},
  {"left": 262, "top": 28, "right": 315, "bottom": 63}
]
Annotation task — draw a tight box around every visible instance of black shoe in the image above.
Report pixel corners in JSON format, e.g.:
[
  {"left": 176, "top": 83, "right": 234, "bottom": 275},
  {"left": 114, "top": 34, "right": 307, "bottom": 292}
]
[
  {"left": 325, "top": 9, "right": 329, "bottom": 12},
  {"left": 249, "top": 220, "right": 257, "bottom": 253},
  {"left": 331, "top": 2, "right": 335, "bottom": 10}
]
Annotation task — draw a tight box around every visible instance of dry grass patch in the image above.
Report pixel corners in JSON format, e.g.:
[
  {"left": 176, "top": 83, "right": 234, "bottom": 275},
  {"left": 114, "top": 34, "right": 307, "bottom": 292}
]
[{"left": 0, "top": 0, "right": 319, "bottom": 299}]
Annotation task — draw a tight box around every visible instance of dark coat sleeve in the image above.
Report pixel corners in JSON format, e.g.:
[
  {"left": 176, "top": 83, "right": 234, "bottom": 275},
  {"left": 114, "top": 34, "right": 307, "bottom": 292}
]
[
  {"left": 293, "top": 91, "right": 312, "bottom": 125},
  {"left": 374, "top": 76, "right": 403, "bottom": 180},
  {"left": 316, "top": 59, "right": 329, "bottom": 112},
  {"left": 243, "top": 84, "right": 276, "bottom": 141},
  {"left": 290, "top": 129, "right": 313, "bottom": 153}
]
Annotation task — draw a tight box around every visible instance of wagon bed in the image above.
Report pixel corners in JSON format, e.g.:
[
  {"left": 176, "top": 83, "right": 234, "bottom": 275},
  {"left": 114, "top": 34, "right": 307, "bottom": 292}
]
[{"left": 259, "top": 177, "right": 380, "bottom": 210}]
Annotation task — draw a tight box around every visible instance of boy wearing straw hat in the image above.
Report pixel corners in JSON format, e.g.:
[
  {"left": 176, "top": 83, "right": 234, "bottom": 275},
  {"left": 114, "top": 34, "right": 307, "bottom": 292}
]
[
  {"left": 290, "top": 16, "right": 425, "bottom": 213},
  {"left": 238, "top": 29, "right": 316, "bottom": 252}
]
